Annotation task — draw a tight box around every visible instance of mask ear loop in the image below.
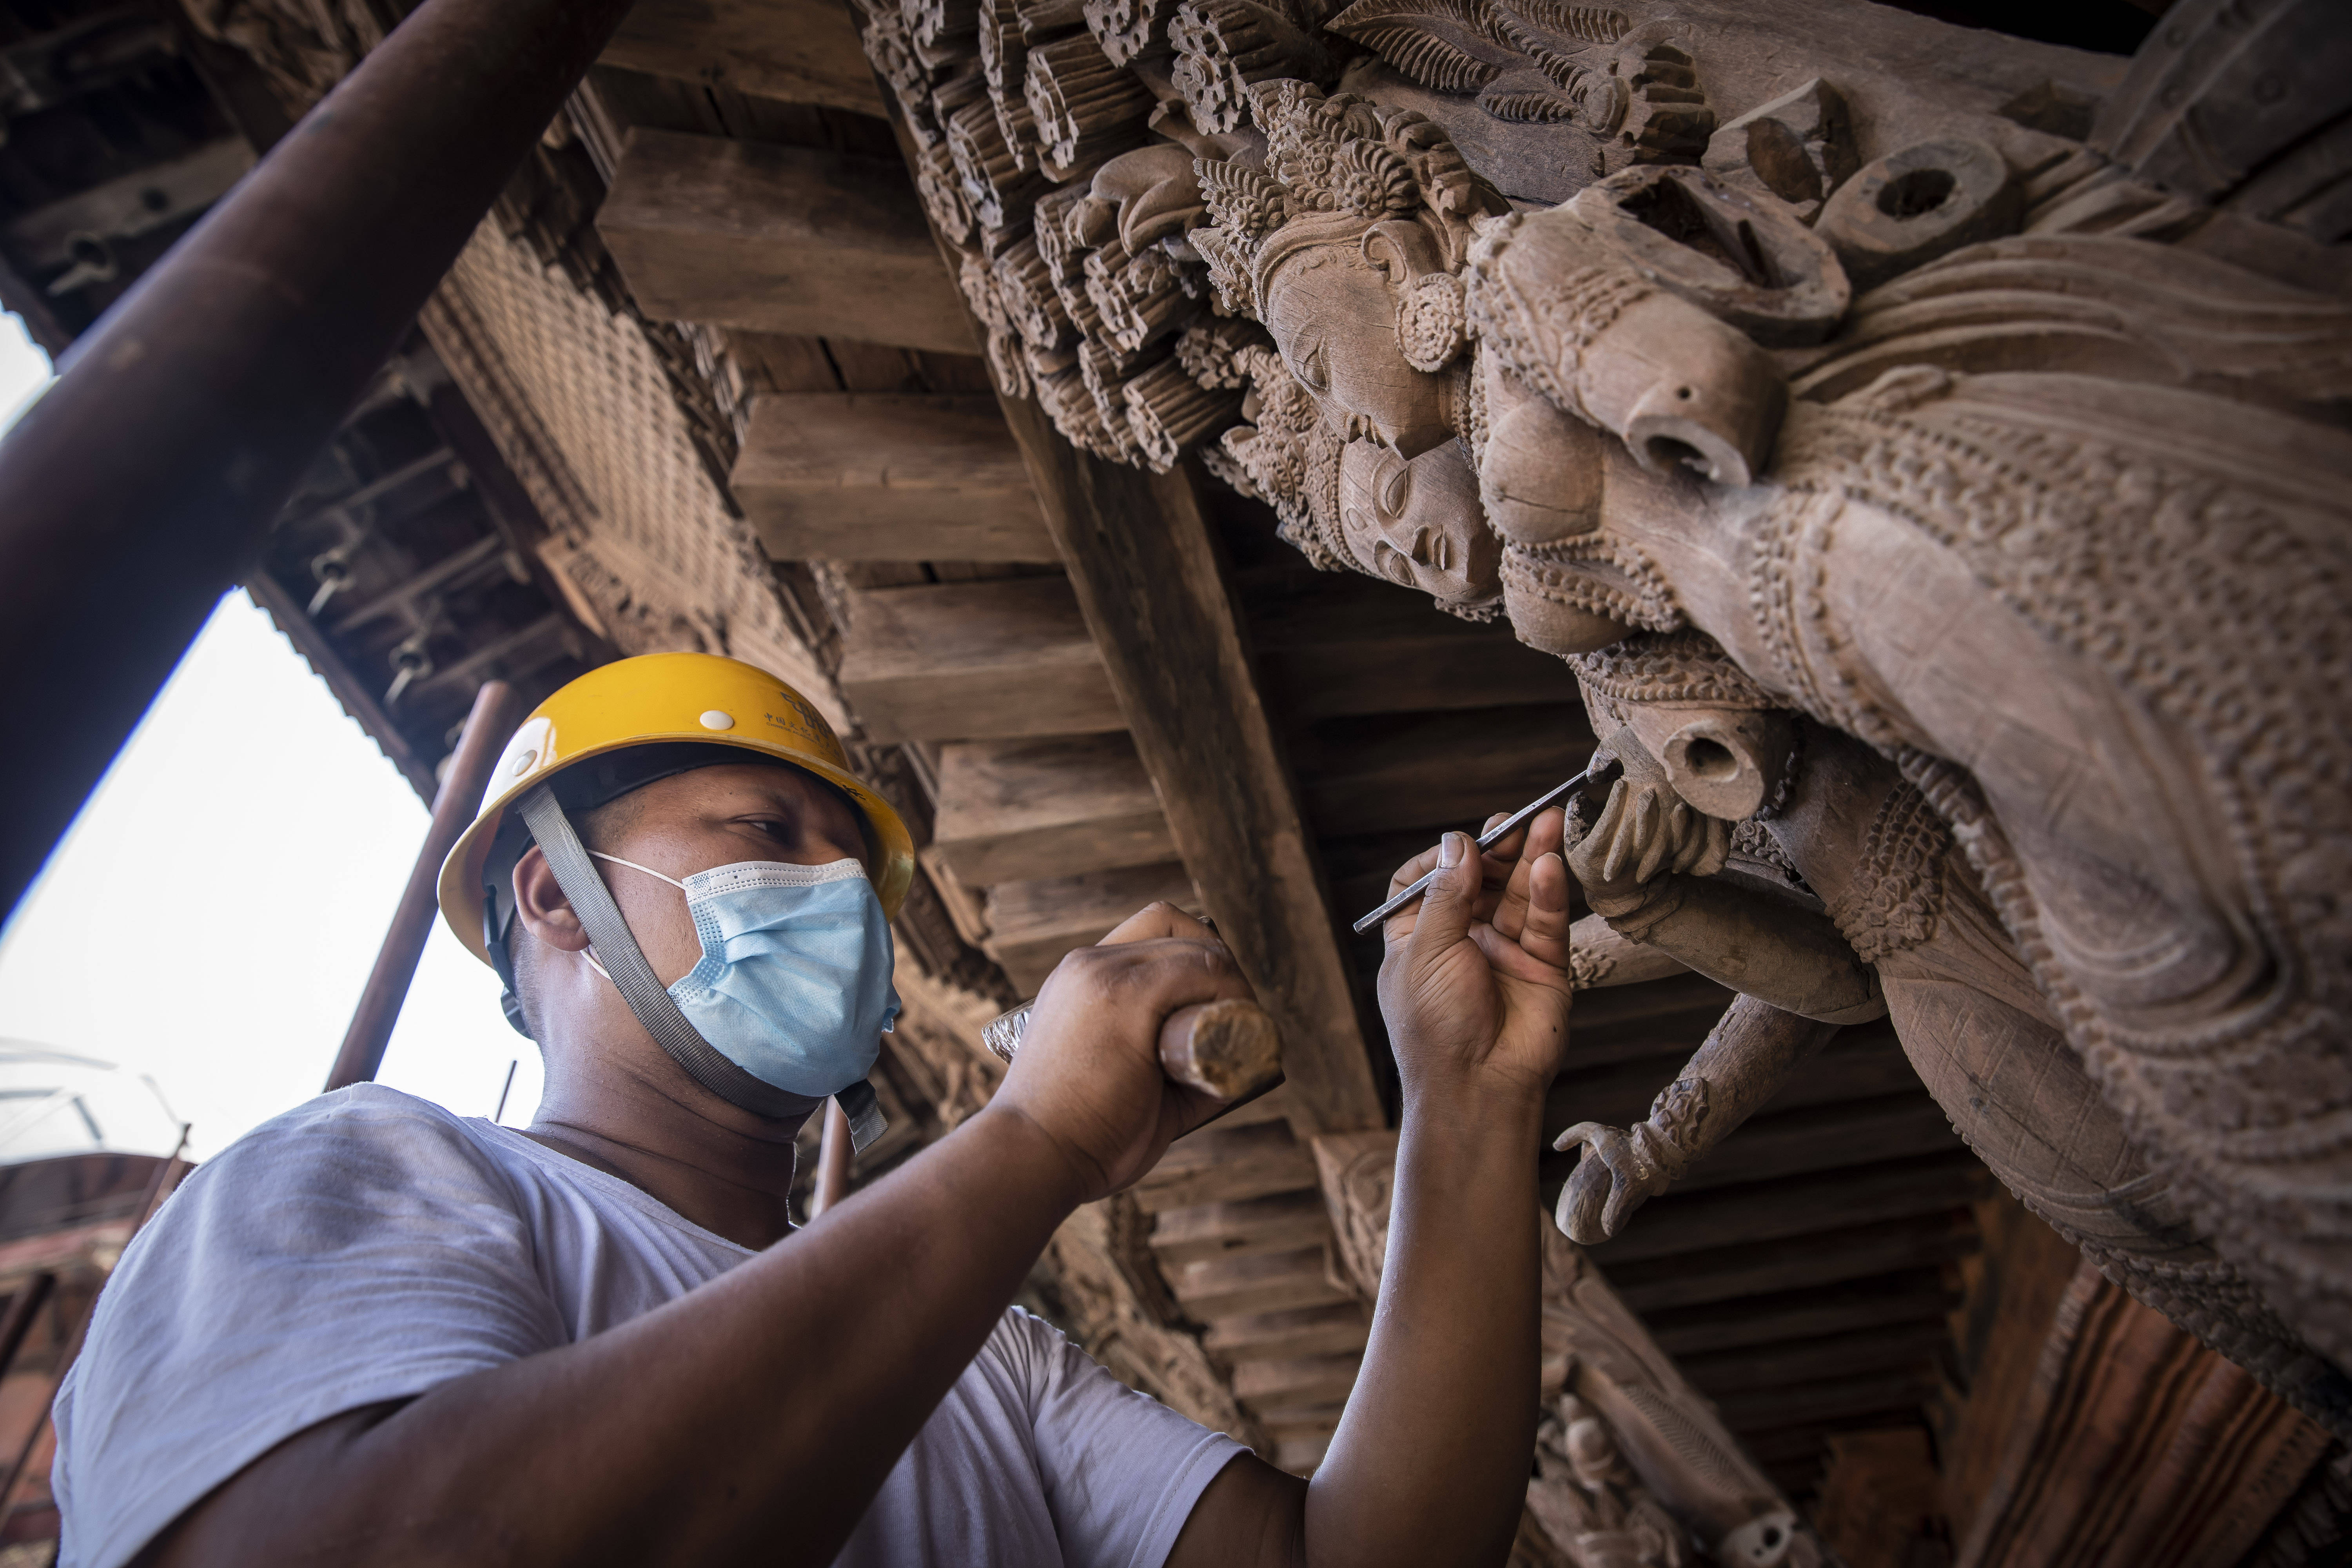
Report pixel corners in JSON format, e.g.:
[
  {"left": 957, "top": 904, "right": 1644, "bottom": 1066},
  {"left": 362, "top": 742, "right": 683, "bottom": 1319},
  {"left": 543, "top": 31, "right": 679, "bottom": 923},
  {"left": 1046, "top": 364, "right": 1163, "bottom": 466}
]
[{"left": 517, "top": 786, "right": 887, "bottom": 1149}]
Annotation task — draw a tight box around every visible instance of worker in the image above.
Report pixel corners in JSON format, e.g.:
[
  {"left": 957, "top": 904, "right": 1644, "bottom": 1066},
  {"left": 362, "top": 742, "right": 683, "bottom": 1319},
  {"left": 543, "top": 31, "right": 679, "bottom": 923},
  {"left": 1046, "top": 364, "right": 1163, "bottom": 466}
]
[{"left": 51, "top": 652, "right": 1577, "bottom": 1568}]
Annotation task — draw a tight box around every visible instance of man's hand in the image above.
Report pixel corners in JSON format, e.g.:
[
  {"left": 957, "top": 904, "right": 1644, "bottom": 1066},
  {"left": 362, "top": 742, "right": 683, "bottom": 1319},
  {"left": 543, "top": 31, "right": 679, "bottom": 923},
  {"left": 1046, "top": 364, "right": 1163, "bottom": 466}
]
[
  {"left": 1378, "top": 808, "right": 1575, "bottom": 1106},
  {"left": 987, "top": 904, "right": 1257, "bottom": 1205}
]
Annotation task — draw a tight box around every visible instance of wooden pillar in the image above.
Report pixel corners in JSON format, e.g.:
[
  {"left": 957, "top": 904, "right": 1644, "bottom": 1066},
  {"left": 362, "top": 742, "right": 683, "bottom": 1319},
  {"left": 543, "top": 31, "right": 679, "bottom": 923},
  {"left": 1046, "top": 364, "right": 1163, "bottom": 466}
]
[
  {"left": 865, "top": 83, "right": 1383, "bottom": 1134},
  {"left": 995, "top": 397, "right": 1385, "bottom": 1134},
  {"left": 0, "top": 0, "right": 638, "bottom": 923}
]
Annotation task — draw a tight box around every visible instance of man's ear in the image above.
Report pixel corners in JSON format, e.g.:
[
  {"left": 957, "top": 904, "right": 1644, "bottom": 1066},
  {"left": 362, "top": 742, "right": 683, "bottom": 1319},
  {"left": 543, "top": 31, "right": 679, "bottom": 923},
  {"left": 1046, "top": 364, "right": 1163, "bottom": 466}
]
[{"left": 513, "top": 845, "right": 592, "bottom": 954}]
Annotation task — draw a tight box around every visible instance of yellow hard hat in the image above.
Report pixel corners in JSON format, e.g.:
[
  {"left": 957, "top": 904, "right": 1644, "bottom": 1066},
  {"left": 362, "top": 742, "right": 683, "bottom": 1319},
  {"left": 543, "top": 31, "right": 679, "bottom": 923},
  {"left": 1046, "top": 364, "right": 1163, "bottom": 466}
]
[{"left": 438, "top": 652, "right": 915, "bottom": 973}]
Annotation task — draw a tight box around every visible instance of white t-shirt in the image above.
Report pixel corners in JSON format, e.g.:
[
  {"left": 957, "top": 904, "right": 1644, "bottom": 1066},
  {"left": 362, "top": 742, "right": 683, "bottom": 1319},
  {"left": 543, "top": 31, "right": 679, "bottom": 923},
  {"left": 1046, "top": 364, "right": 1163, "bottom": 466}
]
[{"left": 53, "top": 1085, "right": 1243, "bottom": 1568}]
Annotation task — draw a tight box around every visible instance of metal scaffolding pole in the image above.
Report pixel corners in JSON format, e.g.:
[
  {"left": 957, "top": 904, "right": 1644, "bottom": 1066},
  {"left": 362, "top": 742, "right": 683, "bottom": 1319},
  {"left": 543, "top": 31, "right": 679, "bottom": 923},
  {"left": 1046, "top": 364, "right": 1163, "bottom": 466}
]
[
  {"left": 0, "top": 0, "right": 636, "bottom": 923},
  {"left": 325, "top": 679, "right": 523, "bottom": 1093}
]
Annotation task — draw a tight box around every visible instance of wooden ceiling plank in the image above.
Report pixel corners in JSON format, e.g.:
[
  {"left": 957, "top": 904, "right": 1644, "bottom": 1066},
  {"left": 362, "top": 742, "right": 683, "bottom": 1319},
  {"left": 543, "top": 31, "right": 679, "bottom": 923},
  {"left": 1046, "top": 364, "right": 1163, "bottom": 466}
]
[
  {"left": 1254, "top": 615, "right": 1581, "bottom": 723},
  {"left": 1644, "top": 1273, "right": 1960, "bottom": 1358},
  {"left": 834, "top": 576, "right": 1124, "bottom": 742},
  {"left": 1677, "top": 1320, "right": 1956, "bottom": 1399},
  {"left": 1607, "top": 1214, "right": 1980, "bottom": 1314},
  {"left": 1152, "top": 1192, "right": 1338, "bottom": 1269},
  {"left": 732, "top": 392, "right": 1058, "bottom": 562},
  {"left": 929, "top": 733, "right": 1175, "bottom": 887},
  {"left": 1584, "top": 1150, "right": 1992, "bottom": 1267},
  {"left": 1168, "top": 1246, "right": 1357, "bottom": 1319},
  {"left": 1201, "top": 1303, "right": 1373, "bottom": 1364},
  {"left": 596, "top": 128, "right": 974, "bottom": 353},
  {"left": 598, "top": 0, "right": 886, "bottom": 116},
  {"left": 980, "top": 860, "right": 1200, "bottom": 994},
  {"left": 1291, "top": 708, "right": 1591, "bottom": 842}
]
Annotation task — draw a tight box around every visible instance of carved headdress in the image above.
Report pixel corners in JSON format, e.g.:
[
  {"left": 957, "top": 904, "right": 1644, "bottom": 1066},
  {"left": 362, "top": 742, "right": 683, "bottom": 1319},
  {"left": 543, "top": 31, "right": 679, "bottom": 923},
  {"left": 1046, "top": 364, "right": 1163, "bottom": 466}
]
[
  {"left": 1191, "top": 82, "right": 1507, "bottom": 332},
  {"left": 1210, "top": 345, "right": 1350, "bottom": 569}
]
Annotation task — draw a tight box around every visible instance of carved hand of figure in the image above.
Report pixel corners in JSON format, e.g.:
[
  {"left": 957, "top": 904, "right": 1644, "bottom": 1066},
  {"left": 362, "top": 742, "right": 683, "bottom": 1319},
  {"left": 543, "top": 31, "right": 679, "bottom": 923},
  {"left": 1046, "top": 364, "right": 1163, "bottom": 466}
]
[
  {"left": 1567, "top": 777, "right": 1730, "bottom": 917},
  {"left": 1553, "top": 1075, "right": 1708, "bottom": 1245},
  {"left": 1376, "top": 806, "right": 1574, "bottom": 1105},
  {"left": 1551, "top": 1122, "right": 1671, "bottom": 1245}
]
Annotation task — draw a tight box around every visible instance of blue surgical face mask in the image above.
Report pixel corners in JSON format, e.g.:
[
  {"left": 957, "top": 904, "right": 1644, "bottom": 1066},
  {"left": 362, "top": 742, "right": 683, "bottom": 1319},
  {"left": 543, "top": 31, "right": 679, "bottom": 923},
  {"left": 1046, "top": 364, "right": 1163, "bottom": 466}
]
[{"left": 586, "top": 852, "right": 899, "bottom": 1100}]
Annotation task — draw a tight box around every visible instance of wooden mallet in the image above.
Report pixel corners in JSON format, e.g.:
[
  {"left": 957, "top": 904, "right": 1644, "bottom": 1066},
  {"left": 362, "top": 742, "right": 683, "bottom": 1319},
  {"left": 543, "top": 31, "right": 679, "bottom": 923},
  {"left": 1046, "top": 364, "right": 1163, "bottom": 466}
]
[{"left": 982, "top": 997, "right": 1285, "bottom": 1103}]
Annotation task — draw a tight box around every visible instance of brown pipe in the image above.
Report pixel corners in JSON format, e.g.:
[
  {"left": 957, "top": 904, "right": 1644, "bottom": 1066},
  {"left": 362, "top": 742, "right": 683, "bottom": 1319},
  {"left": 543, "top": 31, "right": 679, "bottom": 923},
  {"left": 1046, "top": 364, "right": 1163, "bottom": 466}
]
[
  {"left": 326, "top": 680, "right": 524, "bottom": 1092},
  {"left": 0, "top": 0, "right": 637, "bottom": 925}
]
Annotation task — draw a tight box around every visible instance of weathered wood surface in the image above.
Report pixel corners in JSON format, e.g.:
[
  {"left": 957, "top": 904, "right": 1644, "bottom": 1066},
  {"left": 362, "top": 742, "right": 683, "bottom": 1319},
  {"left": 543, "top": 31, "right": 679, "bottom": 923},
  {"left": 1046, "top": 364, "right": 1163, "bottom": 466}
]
[
  {"left": 1643, "top": 1274, "right": 1957, "bottom": 1359},
  {"left": 1606, "top": 1212, "right": 1981, "bottom": 1316},
  {"left": 1168, "top": 1245, "right": 1357, "bottom": 1319},
  {"left": 981, "top": 860, "right": 1198, "bottom": 992},
  {"left": 1939, "top": 1197, "right": 2085, "bottom": 1537},
  {"left": 1202, "top": 1302, "right": 1373, "bottom": 1362},
  {"left": 835, "top": 576, "right": 1123, "bottom": 741},
  {"left": 1246, "top": 583, "right": 1582, "bottom": 722},
  {"left": 731, "top": 393, "right": 1058, "bottom": 561},
  {"left": 1290, "top": 707, "right": 1588, "bottom": 842},
  {"left": 601, "top": 0, "right": 886, "bottom": 115},
  {"left": 598, "top": 129, "right": 974, "bottom": 351},
  {"left": 929, "top": 732, "right": 1174, "bottom": 886},
  {"left": 1955, "top": 1258, "right": 2331, "bottom": 1568},
  {"left": 1152, "top": 1192, "right": 1338, "bottom": 1267},
  {"left": 995, "top": 414, "right": 1386, "bottom": 1136},
  {"left": 1581, "top": 1150, "right": 1992, "bottom": 1267},
  {"left": 1136, "top": 1120, "right": 1321, "bottom": 1214}
]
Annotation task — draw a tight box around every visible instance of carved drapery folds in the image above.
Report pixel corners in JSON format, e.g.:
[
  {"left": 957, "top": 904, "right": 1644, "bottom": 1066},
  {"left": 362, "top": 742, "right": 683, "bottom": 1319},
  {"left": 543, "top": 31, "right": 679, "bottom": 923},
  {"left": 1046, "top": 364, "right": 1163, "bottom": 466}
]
[{"left": 864, "top": 0, "right": 2352, "bottom": 1410}]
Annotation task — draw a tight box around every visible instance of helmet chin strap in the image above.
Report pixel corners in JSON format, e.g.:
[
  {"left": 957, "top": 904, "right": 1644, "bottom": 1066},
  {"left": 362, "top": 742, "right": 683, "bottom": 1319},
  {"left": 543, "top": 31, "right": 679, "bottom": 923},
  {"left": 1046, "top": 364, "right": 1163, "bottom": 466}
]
[{"left": 515, "top": 785, "right": 886, "bottom": 1152}]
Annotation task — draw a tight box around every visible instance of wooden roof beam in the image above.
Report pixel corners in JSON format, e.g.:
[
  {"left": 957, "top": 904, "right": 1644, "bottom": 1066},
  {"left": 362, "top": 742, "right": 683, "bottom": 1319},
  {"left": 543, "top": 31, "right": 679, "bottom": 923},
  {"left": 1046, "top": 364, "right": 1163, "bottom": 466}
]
[
  {"left": 992, "top": 407, "right": 1388, "bottom": 1134},
  {"left": 835, "top": 575, "right": 1123, "bottom": 742},
  {"left": 597, "top": 129, "right": 975, "bottom": 354},
  {"left": 731, "top": 393, "right": 1057, "bottom": 563},
  {"left": 599, "top": 0, "right": 886, "bottom": 117}
]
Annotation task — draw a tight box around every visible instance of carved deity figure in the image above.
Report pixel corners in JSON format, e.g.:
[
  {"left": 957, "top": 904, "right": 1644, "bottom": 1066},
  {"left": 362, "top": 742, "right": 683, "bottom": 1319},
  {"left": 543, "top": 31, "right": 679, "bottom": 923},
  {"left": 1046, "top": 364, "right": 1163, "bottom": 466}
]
[
  {"left": 1556, "top": 635, "right": 2352, "bottom": 1436},
  {"left": 1191, "top": 67, "right": 2352, "bottom": 1387}
]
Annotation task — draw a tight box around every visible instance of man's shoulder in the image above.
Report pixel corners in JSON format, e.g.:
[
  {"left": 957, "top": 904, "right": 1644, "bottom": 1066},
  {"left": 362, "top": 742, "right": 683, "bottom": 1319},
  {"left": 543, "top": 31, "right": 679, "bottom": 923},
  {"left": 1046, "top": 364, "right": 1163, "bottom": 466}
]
[{"left": 188, "top": 1084, "right": 521, "bottom": 1217}]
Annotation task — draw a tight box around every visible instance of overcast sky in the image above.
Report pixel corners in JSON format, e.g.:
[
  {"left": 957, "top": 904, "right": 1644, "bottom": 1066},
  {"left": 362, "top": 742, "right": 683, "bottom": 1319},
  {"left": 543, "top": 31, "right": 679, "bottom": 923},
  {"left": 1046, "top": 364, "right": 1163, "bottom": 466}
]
[{"left": 0, "top": 316, "right": 544, "bottom": 1162}]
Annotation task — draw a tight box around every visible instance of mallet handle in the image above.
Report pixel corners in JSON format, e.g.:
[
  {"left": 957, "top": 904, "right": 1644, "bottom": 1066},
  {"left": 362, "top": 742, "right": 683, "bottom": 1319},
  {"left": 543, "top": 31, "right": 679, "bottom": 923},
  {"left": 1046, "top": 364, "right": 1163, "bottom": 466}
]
[{"left": 983, "top": 997, "right": 1284, "bottom": 1102}]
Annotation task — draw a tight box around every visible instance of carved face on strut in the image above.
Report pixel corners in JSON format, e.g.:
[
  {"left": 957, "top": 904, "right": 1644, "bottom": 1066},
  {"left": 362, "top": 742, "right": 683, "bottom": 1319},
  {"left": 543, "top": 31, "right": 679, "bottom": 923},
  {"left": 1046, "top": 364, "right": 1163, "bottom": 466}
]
[
  {"left": 1191, "top": 82, "right": 1503, "bottom": 457},
  {"left": 1262, "top": 237, "right": 1455, "bottom": 458},
  {"left": 1336, "top": 437, "right": 1498, "bottom": 610}
]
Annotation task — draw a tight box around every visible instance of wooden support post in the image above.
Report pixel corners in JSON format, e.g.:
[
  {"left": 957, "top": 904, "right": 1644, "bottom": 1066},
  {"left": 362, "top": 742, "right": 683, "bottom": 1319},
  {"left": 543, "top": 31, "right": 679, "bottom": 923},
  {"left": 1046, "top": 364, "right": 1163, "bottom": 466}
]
[
  {"left": 865, "top": 74, "right": 1381, "bottom": 1132},
  {"left": 1000, "top": 409, "right": 1385, "bottom": 1134},
  {"left": 597, "top": 130, "right": 977, "bottom": 353},
  {"left": 0, "top": 0, "right": 638, "bottom": 926},
  {"left": 325, "top": 680, "right": 524, "bottom": 1092}
]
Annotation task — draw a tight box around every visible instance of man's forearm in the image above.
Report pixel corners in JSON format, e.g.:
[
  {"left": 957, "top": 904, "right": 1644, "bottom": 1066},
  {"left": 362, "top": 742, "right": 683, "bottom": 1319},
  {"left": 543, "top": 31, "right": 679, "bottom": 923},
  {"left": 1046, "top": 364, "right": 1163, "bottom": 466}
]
[
  {"left": 152, "top": 1107, "right": 1085, "bottom": 1568},
  {"left": 1304, "top": 1088, "right": 1546, "bottom": 1568}
]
